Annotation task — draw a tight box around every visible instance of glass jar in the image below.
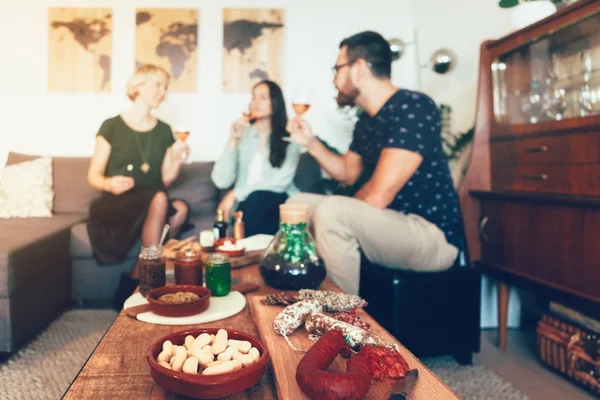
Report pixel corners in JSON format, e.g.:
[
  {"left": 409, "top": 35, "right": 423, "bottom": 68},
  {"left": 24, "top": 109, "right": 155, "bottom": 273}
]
[
  {"left": 259, "top": 204, "right": 326, "bottom": 290},
  {"left": 138, "top": 245, "right": 166, "bottom": 297},
  {"left": 205, "top": 253, "right": 231, "bottom": 296},
  {"left": 174, "top": 249, "right": 203, "bottom": 286}
]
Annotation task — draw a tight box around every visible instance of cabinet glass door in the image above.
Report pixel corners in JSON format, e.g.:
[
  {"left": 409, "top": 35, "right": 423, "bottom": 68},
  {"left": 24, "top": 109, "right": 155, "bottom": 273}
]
[{"left": 492, "top": 10, "right": 600, "bottom": 125}]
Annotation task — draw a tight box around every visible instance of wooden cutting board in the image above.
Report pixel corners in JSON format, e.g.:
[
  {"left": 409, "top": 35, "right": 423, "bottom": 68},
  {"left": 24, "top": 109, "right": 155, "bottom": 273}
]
[
  {"left": 164, "top": 237, "right": 262, "bottom": 268},
  {"left": 248, "top": 296, "right": 459, "bottom": 400},
  {"left": 201, "top": 249, "right": 263, "bottom": 269}
]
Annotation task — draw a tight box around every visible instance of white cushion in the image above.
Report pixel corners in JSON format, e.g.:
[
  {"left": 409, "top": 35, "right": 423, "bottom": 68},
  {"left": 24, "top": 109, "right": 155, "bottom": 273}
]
[{"left": 0, "top": 157, "right": 54, "bottom": 218}]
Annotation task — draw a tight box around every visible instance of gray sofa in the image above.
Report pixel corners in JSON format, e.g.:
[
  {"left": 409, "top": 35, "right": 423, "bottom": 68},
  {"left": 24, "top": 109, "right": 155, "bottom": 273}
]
[
  {"left": 0, "top": 152, "right": 220, "bottom": 352},
  {"left": 0, "top": 151, "right": 323, "bottom": 353}
]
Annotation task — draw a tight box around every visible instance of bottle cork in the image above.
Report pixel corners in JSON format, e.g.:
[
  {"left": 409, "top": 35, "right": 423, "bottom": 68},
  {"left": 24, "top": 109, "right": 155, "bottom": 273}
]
[{"left": 279, "top": 204, "right": 309, "bottom": 224}]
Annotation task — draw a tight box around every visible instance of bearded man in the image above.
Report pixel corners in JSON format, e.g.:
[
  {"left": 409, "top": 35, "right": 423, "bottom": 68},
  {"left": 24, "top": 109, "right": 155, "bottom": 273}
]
[{"left": 285, "top": 31, "right": 463, "bottom": 295}]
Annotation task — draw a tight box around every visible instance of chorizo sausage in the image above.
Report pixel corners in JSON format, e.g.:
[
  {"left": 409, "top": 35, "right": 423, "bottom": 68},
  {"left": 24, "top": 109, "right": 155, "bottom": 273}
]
[
  {"left": 296, "top": 330, "right": 371, "bottom": 400},
  {"left": 358, "top": 346, "right": 410, "bottom": 380}
]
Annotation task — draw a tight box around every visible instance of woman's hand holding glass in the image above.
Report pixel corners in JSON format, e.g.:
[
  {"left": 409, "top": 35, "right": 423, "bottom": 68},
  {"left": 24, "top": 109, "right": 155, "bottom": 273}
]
[
  {"left": 228, "top": 117, "right": 249, "bottom": 148},
  {"left": 173, "top": 127, "right": 191, "bottom": 162},
  {"left": 172, "top": 140, "right": 190, "bottom": 162},
  {"left": 104, "top": 176, "right": 134, "bottom": 195}
]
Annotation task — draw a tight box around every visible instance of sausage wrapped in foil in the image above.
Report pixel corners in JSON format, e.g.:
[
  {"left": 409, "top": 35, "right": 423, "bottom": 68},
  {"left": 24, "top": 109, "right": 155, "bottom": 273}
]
[
  {"left": 298, "top": 290, "right": 367, "bottom": 313},
  {"left": 273, "top": 300, "right": 322, "bottom": 337},
  {"left": 305, "top": 313, "right": 388, "bottom": 351}
]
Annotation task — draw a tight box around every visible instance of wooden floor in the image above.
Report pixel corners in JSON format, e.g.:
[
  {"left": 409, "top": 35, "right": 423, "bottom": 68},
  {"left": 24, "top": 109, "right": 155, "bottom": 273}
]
[{"left": 476, "top": 328, "right": 597, "bottom": 400}]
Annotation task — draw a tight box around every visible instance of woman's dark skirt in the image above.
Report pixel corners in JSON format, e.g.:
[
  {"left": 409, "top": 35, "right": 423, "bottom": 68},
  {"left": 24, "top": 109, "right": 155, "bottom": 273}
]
[{"left": 87, "top": 189, "right": 179, "bottom": 265}]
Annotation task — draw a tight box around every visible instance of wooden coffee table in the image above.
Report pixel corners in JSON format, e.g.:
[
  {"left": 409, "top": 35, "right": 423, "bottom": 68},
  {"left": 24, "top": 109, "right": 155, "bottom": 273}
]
[{"left": 62, "top": 264, "right": 458, "bottom": 399}]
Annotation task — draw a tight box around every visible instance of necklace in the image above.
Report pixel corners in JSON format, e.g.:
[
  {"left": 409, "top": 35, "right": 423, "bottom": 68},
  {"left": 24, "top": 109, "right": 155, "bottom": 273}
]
[{"left": 131, "top": 128, "right": 153, "bottom": 173}]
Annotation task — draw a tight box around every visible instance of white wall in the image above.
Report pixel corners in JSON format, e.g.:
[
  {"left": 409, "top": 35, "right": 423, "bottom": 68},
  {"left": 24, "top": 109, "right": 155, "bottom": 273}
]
[
  {"left": 414, "top": 0, "right": 515, "bottom": 133},
  {"left": 0, "top": 0, "right": 418, "bottom": 165},
  {"left": 0, "top": 0, "right": 521, "bottom": 165}
]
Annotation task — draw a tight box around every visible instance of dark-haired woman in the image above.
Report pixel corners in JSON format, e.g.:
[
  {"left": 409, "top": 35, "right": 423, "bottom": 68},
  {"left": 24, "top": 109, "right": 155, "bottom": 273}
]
[{"left": 211, "top": 80, "right": 301, "bottom": 236}]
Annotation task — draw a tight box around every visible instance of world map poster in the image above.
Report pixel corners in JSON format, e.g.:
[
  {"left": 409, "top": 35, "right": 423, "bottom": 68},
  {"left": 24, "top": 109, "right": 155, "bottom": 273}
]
[
  {"left": 222, "top": 9, "right": 285, "bottom": 92},
  {"left": 135, "top": 8, "right": 198, "bottom": 92},
  {"left": 48, "top": 8, "right": 112, "bottom": 93}
]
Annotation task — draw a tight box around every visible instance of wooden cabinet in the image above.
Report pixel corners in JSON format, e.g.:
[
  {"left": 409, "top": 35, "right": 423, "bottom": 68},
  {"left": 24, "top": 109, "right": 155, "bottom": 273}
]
[
  {"left": 460, "top": 0, "right": 600, "bottom": 351},
  {"left": 477, "top": 197, "right": 600, "bottom": 299}
]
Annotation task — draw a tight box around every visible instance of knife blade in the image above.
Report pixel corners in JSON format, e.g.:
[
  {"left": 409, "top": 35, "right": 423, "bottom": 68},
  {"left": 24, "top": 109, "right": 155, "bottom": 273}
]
[{"left": 389, "top": 368, "right": 419, "bottom": 399}]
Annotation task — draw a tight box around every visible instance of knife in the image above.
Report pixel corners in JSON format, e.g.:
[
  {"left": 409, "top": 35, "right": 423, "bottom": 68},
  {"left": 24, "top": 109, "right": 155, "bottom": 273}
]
[{"left": 389, "top": 369, "right": 419, "bottom": 399}]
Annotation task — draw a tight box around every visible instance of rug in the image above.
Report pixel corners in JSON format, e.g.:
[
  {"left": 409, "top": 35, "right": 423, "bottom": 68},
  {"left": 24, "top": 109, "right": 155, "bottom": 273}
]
[
  {"left": 0, "top": 309, "right": 117, "bottom": 400},
  {"left": 0, "top": 309, "right": 528, "bottom": 400},
  {"left": 422, "top": 356, "right": 529, "bottom": 400}
]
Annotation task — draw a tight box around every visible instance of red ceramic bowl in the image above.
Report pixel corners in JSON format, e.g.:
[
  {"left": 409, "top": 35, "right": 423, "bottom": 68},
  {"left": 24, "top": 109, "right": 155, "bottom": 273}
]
[
  {"left": 147, "top": 327, "right": 270, "bottom": 399},
  {"left": 214, "top": 238, "right": 245, "bottom": 257},
  {"left": 147, "top": 285, "right": 211, "bottom": 317}
]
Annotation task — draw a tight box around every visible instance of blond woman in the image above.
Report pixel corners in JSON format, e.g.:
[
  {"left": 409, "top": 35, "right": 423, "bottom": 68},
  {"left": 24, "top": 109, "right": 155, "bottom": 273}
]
[{"left": 87, "top": 64, "right": 191, "bottom": 309}]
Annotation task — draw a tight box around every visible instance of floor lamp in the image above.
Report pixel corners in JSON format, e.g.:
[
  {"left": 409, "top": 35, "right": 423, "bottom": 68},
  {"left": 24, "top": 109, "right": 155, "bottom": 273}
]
[{"left": 388, "top": 30, "right": 458, "bottom": 90}]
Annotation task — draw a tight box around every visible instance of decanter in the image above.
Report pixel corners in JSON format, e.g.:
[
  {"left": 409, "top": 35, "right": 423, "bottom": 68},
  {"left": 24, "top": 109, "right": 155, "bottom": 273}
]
[{"left": 259, "top": 204, "right": 326, "bottom": 290}]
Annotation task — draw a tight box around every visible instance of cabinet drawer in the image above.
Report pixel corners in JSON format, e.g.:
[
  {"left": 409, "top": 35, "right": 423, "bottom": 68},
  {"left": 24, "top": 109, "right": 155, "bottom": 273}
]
[
  {"left": 492, "top": 164, "right": 600, "bottom": 196},
  {"left": 478, "top": 199, "right": 598, "bottom": 301},
  {"left": 491, "top": 132, "right": 600, "bottom": 166}
]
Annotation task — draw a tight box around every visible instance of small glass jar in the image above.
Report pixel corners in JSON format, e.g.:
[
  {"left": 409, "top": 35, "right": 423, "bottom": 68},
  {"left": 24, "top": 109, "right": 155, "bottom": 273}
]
[
  {"left": 205, "top": 253, "right": 231, "bottom": 296},
  {"left": 174, "top": 249, "right": 203, "bottom": 286},
  {"left": 138, "top": 245, "right": 166, "bottom": 297}
]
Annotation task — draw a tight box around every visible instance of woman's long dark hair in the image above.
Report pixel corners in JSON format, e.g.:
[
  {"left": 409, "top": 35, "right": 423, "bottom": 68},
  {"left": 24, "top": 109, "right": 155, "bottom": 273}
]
[{"left": 254, "top": 80, "right": 289, "bottom": 168}]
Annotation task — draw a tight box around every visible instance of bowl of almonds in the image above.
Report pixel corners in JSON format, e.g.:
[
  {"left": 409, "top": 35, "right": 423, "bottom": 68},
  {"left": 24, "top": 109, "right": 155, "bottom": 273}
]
[{"left": 146, "top": 327, "right": 270, "bottom": 399}]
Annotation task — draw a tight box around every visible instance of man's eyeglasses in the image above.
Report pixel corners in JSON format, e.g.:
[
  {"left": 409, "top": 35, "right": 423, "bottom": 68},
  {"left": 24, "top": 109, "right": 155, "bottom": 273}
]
[
  {"left": 332, "top": 60, "right": 373, "bottom": 76},
  {"left": 332, "top": 62, "right": 352, "bottom": 76}
]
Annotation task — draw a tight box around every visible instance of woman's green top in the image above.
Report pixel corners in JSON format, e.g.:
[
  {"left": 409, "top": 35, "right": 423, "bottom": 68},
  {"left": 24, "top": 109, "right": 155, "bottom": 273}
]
[{"left": 97, "top": 115, "right": 175, "bottom": 190}]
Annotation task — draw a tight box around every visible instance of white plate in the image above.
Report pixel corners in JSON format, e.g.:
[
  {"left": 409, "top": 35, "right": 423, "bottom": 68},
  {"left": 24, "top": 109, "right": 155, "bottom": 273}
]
[{"left": 123, "top": 291, "right": 246, "bottom": 325}]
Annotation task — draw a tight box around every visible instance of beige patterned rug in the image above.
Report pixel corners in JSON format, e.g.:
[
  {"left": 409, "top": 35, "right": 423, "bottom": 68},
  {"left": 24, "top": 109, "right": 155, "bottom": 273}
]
[
  {"left": 422, "top": 357, "right": 528, "bottom": 400},
  {"left": 0, "top": 309, "right": 117, "bottom": 400},
  {"left": 0, "top": 309, "right": 528, "bottom": 400}
]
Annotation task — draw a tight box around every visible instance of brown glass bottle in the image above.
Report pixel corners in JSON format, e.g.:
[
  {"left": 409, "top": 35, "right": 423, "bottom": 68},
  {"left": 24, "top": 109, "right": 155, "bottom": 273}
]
[
  {"left": 213, "top": 208, "right": 228, "bottom": 240},
  {"left": 233, "top": 211, "right": 244, "bottom": 240}
]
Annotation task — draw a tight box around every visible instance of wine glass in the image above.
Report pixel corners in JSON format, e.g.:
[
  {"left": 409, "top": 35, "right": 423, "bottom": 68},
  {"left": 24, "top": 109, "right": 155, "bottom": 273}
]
[
  {"left": 520, "top": 81, "right": 545, "bottom": 123},
  {"left": 291, "top": 89, "right": 312, "bottom": 117},
  {"left": 242, "top": 109, "right": 254, "bottom": 121},
  {"left": 284, "top": 89, "right": 312, "bottom": 143},
  {"left": 543, "top": 87, "right": 567, "bottom": 121},
  {"left": 173, "top": 126, "right": 190, "bottom": 160}
]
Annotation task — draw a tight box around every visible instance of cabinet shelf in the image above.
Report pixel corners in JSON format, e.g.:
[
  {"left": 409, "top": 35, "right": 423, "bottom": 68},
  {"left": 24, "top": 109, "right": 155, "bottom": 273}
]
[{"left": 492, "top": 8, "right": 600, "bottom": 127}]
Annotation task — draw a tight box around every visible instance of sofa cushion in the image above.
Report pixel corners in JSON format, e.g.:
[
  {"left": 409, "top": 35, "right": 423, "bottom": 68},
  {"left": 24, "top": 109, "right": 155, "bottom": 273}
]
[
  {"left": 7, "top": 152, "right": 101, "bottom": 215},
  {"left": 70, "top": 215, "right": 215, "bottom": 259},
  {"left": 0, "top": 214, "right": 87, "bottom": 296},
  {"left": 0, "top": 157, "right": 54, "bottom": 218},
  {"left": 169, "top": 162, "right": 218, "bottom": 216},
  {"left": 294, "top": 152, "right": 326, "bottom": 194}
]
